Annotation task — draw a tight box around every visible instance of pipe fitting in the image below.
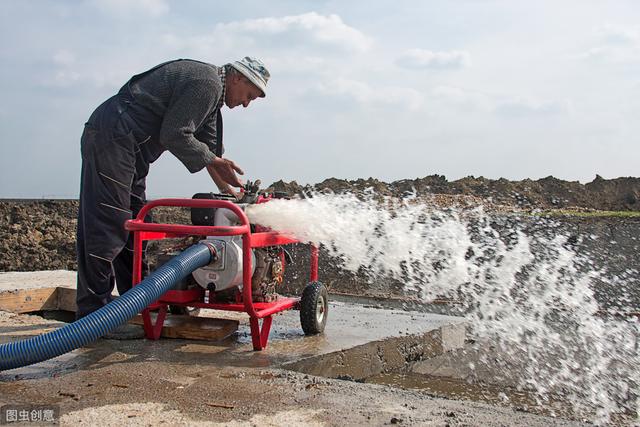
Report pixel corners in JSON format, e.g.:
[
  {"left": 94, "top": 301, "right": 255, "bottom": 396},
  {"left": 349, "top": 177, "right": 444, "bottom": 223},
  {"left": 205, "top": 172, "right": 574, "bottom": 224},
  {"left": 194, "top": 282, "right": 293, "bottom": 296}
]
[{"left": 201, "top": 241, "right": 219, "bottom": 263}]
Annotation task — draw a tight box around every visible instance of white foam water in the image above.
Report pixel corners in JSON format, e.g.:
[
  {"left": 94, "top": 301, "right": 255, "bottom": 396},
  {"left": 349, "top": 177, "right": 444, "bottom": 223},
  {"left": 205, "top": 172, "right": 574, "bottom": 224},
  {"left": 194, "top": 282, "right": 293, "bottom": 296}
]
[{"left": 247, "top": 192, "right": 639, "bottom": 423}]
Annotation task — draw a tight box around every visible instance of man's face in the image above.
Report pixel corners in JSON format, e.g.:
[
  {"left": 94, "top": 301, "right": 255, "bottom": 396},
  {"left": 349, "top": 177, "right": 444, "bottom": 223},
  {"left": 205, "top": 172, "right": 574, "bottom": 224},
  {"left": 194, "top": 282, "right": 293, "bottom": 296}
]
[{"left": 225, "top": 74, "right": 263, "bottom": 109}]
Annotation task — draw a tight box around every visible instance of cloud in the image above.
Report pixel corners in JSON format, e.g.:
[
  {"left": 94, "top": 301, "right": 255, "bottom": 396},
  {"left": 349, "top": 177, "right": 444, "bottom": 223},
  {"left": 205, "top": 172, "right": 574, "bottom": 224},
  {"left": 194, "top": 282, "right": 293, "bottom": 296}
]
[
  {"left": 264, "top": 55, "right": 326, "bottom": 74},
  {"left": 579, "top": 24, "right": 640, "bottom": 64},
  {"left": 86, "top": 0, "right": 169, "bottom": 19},
  {"left": 41, "top": 49, "right": 156, "bottom": 89},
  {"left": 396, "top": 49, "right": 471, "bottom": 70},
  {"left": 53, "top": 50, "right": 76, "bottom": 66},
  {"left": 158, "top": 12, "right": 371, "bottom": 74},
  {"left": 42, "top": 49, "right": 81, "bottom": 87},
  {"left": 431, "top": 86, "right": 572, "bottom": 119},
  {"left": 596, "top": 23, "right": 640, "bottom": 45},
  {"left": 431, "top": 85, "right": 493, "bottom": 111},
  {"left": 313, "top": 77, "right": 423, "bottom": 111},
  {"left": 579, "top": 45, "right": 640, "bottom": 64},
  {"left": 494, "top": 97, "right": 572, "bottom": 118},
  {"left": 214, "top": 12, "right": 372, "bottom": 53},
  {"left": 35, "top": 12, "right": 371, "bottom": 91}
]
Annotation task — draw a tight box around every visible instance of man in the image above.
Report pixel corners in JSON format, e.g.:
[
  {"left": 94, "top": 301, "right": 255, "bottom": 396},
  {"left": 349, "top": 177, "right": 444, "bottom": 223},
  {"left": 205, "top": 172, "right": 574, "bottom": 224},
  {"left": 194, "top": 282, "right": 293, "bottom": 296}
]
[{"left": 76, "top": 57, "right": 270, "bottom": 335}]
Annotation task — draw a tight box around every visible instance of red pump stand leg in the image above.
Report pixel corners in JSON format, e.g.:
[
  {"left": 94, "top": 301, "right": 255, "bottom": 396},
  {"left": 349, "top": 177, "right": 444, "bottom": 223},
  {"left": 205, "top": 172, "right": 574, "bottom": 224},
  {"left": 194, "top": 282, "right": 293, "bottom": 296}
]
[
  {"left": 142, "top": 305, "right": 168, "bottom": 340},
  {"left": 260, "top": 316, "right": 273, "bottom": 348},
  {"left": 249, "top": 316, "right": 273, "bottom": 350},
  {"left": 310, "top": 245, "right": 319, "bottom": 282}
]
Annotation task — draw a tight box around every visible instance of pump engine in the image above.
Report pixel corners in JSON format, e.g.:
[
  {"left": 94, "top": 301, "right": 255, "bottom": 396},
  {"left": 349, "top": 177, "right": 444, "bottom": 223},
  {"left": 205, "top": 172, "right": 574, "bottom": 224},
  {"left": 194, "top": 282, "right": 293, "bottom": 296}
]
[{"left": 158, "top": 181, "right": 290, "bottom": 303}]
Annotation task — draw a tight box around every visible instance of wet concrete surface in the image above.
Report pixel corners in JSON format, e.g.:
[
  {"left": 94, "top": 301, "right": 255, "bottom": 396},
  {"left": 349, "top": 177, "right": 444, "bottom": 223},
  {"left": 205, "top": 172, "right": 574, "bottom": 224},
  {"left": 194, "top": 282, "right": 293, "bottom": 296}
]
[
  {"left": 0, "top": 301, "right": 465, "bottom": 380},
  {"left": 0, "top": 273, "right": 593, "bottom": 426},
  {"left": 367, "top": 371, "right": 573, "bottom": 420},
  {"left": 0, "top": 308, "right": 587, "bottom": 426},
  {"left": 1, "top": 358, "right": 587, "bottom": 426}
]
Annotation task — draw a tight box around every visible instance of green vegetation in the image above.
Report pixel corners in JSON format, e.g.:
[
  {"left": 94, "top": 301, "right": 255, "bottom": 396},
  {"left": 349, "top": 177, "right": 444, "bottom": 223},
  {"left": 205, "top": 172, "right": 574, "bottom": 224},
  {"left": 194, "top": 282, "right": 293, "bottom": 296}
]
[{"left": 534, "top": 210, "right": 640, "bottom": 218}]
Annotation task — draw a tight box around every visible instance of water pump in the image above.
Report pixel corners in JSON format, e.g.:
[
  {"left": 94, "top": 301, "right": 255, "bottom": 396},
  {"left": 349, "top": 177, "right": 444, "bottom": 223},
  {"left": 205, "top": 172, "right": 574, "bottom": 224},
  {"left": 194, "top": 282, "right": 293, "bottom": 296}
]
[
  {"left": 189, "top": 182, "right": 288, "bottom": 302},
  {"left": 134, "top": 181, "right": 327, "bottom": 350}
]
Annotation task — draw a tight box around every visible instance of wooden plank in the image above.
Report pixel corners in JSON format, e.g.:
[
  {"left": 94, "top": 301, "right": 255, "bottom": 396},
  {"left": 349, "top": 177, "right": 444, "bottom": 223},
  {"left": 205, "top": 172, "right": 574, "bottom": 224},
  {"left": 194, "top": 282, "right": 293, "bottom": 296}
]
[
  {"left": 0, "top": 287, "right": 59, "bottom": 313},
  {"left": 56, "top": 287, "right": 77, "bottom": 312},
  {"left": 130, "top": 314, "right": 238, "bottom": 341}
]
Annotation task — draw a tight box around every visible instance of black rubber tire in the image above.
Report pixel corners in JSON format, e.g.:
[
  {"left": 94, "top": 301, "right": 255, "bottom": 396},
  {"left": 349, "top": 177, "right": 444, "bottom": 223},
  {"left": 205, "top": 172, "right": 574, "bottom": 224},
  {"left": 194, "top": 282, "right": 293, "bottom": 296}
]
[{"left": 300, "top": 281, "right": 328, "bottom": 335}]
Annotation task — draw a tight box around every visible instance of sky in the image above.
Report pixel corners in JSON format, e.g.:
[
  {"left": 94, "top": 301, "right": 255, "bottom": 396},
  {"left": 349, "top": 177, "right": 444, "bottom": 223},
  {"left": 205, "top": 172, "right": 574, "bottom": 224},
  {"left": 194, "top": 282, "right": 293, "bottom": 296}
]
[{"left": 1, "top": 0, "right": 639, "bottom": 198}]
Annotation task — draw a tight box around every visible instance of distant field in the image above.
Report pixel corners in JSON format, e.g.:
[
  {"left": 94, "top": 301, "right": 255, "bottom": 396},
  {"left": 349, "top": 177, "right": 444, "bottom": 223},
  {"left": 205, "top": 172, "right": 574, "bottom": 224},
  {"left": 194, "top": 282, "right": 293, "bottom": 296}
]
[{"left": 535, "top": 210, "right": 640, "bottom": 218}]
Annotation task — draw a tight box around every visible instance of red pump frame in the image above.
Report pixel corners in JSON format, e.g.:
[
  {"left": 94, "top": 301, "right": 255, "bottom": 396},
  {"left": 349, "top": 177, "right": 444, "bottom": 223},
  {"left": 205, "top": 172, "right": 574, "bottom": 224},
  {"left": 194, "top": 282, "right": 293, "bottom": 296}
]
[{"left": 124, "top": 198, "right": 319, "bottom": 350}]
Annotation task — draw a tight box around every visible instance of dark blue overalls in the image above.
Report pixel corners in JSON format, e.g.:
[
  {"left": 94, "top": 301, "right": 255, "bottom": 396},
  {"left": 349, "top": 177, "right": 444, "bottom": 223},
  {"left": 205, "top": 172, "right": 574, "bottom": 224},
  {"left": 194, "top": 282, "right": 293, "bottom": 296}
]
[{"left": 75, "top": 60, "right": 223, "bottom": 318}]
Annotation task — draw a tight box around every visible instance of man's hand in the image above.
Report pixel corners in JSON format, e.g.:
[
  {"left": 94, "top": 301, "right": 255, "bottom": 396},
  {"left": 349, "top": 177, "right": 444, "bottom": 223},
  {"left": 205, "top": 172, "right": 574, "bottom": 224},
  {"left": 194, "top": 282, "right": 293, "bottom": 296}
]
[{"left": 206, "top": 157, "right": 245, "bottom": 198}]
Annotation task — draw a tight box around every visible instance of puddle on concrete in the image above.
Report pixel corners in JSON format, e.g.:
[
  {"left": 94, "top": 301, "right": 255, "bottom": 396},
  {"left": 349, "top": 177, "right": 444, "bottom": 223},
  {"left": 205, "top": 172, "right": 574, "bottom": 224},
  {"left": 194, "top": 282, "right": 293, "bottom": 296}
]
[
  {"left": 363, "top": 371, "right": 635, "bottom": 424},
  {"left": 175, "top": 343, "right": 229, "bottom": 354},
  {"left": 365, "top": 372, "right": 573, "bottom": 419}
]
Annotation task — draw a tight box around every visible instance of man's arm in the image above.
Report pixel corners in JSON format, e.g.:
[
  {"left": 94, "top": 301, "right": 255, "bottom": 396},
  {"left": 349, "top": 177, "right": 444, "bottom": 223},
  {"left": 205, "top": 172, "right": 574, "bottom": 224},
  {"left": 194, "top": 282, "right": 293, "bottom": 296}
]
[
  {"left": 158, "top": 76, "right": 244, "bottom": 195},
  {"left": 158, "top": 78, "right": 220, "bottom": 173},
  {"left": 194, "top": 113, "right": 224, "bottom": 157}
]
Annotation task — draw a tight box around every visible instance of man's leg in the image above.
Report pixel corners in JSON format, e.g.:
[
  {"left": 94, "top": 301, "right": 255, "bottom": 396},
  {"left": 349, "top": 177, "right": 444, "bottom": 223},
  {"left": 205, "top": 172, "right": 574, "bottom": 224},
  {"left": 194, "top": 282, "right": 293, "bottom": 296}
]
[
  {"left": 76, "top": 156, "right": 116, "bottom": 319},
  {"left": 76, "top": 125, "right": 136, "bottom": 319},
  {"left": 112, "top": 177, "right": 150, "bottom": 295},
  {"left": 105, "top": 166, "right": 149, "bottom": 339}
]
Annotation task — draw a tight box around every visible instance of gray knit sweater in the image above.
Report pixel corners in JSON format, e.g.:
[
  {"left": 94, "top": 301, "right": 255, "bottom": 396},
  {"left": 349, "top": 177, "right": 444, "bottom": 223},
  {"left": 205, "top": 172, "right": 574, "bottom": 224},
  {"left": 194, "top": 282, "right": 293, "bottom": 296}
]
[{"left": 123, "top": 59, "right": 224, "bottom": 173}]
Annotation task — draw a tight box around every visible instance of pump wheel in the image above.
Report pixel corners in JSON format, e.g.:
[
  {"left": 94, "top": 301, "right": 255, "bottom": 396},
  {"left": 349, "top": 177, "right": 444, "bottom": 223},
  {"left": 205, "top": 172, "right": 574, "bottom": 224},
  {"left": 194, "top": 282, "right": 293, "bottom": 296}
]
[{"left": 300, "top": 281, "right": 328, "bottom": 335}]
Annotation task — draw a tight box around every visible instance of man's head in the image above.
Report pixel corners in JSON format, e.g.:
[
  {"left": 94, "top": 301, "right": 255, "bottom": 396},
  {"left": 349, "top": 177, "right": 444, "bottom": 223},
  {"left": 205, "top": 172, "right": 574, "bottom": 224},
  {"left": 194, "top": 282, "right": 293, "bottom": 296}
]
[{"left": 224, "top": 57, "right": 270, "bottom": 109}]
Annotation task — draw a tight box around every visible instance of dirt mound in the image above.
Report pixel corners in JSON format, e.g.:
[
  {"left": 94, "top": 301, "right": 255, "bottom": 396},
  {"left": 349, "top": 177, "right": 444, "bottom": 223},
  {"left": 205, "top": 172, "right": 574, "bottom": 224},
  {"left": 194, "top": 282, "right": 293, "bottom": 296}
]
[
  {"left": 0, "top": 200, "right": 78, "bottom": 271},
  {"left": 1, "top": 174, "right": 638, "bottom": 272},
  {"left": 271, "top": 175, "right": 640, "bottom": 211}
]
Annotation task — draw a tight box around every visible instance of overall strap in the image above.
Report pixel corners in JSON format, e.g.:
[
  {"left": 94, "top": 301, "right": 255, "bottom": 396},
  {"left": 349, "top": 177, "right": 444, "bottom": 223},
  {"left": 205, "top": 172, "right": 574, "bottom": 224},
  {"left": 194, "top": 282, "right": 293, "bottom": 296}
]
[{"left": 215, "top": 110, "right": 223, "bottom": 157}]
